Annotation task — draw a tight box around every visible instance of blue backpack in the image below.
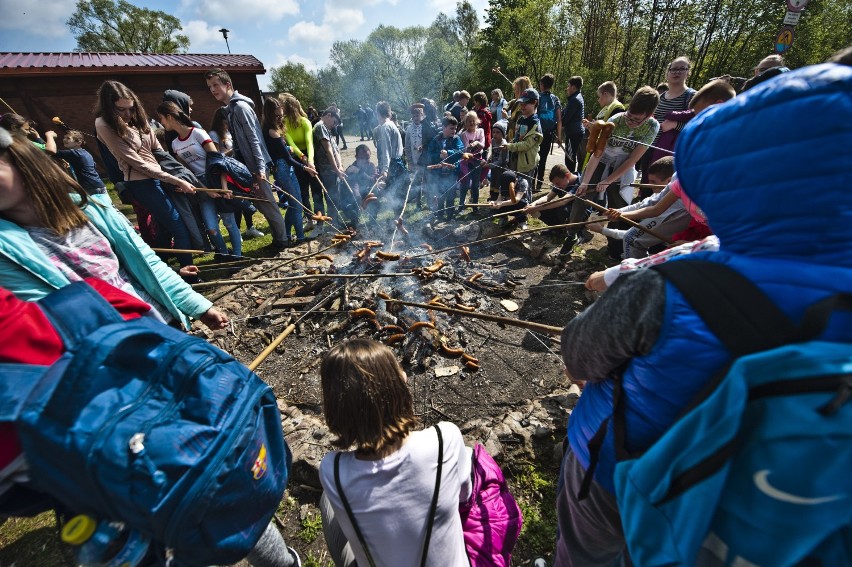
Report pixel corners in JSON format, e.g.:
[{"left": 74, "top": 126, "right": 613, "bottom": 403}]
[
  {"left": 613, "top": 261, "right": 852, "bottom": 566},
  {"left": 538, "top": 92, "right": 558, "bottom": 133},
  {"left": 0, "top": 283, "right": 290, "bottom": 566}
]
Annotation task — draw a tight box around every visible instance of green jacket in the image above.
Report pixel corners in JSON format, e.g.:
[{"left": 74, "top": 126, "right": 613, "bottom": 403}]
[
  {"left": 506, "top": 123, "right": 544, "bottom": 174},
  {"left": 0, "top": 194, "right": 211, "bottom": 329}
]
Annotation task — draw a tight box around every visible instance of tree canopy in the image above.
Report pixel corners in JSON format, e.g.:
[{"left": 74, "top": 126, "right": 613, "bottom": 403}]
[
  {"left": 67, "top": 0, "right": 190, "bottom": 53},
  {"left": 302, "top": 0, "right": 850, "bottom": 118}
]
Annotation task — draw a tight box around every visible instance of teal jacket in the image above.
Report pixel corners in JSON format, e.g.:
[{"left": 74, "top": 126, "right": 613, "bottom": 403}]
[{"left": 0, "top": 194, "right": 212, "bottom": 329}]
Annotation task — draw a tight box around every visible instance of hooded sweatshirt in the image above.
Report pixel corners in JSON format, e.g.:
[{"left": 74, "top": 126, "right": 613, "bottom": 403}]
[{"left": 226, "top": 92, "right": 271, "bottom": 177}]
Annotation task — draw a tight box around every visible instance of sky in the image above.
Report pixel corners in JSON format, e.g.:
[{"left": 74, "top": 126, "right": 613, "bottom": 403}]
[{"left": 0, "top": 0, "right": 489, "bottom": 90}]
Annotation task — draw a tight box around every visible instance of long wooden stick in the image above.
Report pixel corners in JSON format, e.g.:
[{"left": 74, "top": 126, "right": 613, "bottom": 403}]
[
  {"left": 387, "top": 300, "right": 563, "bottom": 335},
  {"left": 192, "top": 187, "right": 270, "bottom": 203},
  {"left": 205, "top": 241, "right": 343, "bottom": 302},
  {"left": 629, "top": 182, "right": 667, "bottom": 189},
  {"left": 409, "top": 220, "right": 611, "bottom": 258},
  {"left": 193, "top": 271, "right": 416, "bottom": 289},
  {"left": 573, "top": 194, "right": 672, "bottom": 244},
  {"left": 248, "top": 289, "right": 339, "bottom": 371}
]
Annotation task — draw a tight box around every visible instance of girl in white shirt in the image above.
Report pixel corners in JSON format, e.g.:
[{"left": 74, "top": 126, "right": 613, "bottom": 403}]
[
  {"left": 157, "top": 101, "right": 242, "bottom": 258},
  {"left": 319, "top": 339, "right": 472, "bottom": 567}
]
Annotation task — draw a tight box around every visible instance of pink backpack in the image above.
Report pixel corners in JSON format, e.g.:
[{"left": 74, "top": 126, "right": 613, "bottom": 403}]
[{"left": 459, "top": 444, "right": 523, "bottom": 566}]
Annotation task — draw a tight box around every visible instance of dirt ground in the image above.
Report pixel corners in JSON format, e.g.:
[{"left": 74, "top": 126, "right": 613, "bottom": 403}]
[
  {"left": 209, "top": 134, "right": 612, "bottom": 566},
  {"left": 0, "top": 134, "right": 616, "bottom": 567}
]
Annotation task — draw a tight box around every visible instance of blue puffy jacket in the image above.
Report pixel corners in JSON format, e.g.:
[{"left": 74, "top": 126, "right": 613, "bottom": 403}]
[{"left": 569, "top": 63, "right": 852, "bottom": 494}]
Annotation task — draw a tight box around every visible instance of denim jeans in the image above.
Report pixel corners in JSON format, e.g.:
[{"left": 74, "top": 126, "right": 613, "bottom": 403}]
[
  {"left": 197, "top": 193, "right": 230, "bottom": 255},
  {"left": 124, "top": 179, "right": 192, "bottom": 266},
  {"left": 273, "top": 159, "right": 304, "bottom": 241}
]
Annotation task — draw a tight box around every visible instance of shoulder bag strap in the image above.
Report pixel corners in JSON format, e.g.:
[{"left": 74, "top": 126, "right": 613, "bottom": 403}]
[
  {"left": 334, "top": 453, "right": 377, "bottom": 567},
  {"left": 652, "top": 260, "right": 797, "bottom": 356},
  {"left": 37, "top": 281, "right": 123, "bottom": 350},
  {"left": 421, "top": 424, "right": 443, "bottom": 567}
]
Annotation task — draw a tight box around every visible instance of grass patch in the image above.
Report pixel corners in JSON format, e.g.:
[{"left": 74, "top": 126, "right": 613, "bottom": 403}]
[
  {"left": 297, "top": 512, "right": 324, "bottom": 544},
  {"left": 512, "top": 459, "right": 559, "bottom": 562},
  {"left": 0, "top": 512, "right": 68, "bottom": 566},
  {"left": 303, "top": 550, "right": 334, "bottom": 567}
]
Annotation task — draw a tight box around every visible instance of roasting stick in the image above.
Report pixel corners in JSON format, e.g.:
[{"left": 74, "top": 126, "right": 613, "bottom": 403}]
[
  {"left": 407, "top": 220, "right": 612, "bottom": 259},
  {"left": 572, "top": 194, "right": 672, "bottom": 243},
  {"left": 249, "top": 287, "right": 340, "bottom": 371},
  {"left": 276, "top": 187, "right": 347, "bottom": 235},
  {"left": 192, "top": 187, "right": 271, "bottom": 203},
  {"left": 205, "top": 241, "right": 345, "bottom": 302},
  {"left": 193, "top": 271, "right": 417, "bottom": 289},
  {"left": 386, "top": 300, "right": 562, "bottom": 335}
]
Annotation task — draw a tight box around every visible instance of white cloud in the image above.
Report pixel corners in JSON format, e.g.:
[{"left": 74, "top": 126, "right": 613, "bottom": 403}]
[
  {"left": 182, "top": 20, "right": 229, "bottom": 51},
  {"left": 0, "top": 0, "right": 74, "bottom": 37},
  {"left": 287, "top": 1, "right": 369, "bottom": 48},
  {"left": 324, "top": 8, "right": 365, "bottom": 34},
  {"left": 270, "top": 53, "right": 319, "bottom": 72},
  {"left": 288, "top": 21, "right": 332, "bottom": 46},
  {"left": 185, "top": 0, "right": 299, "bottom": 23}
]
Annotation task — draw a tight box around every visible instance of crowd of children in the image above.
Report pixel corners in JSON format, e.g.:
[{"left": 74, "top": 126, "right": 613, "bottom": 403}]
[{"left": 1, "top": 48, "right": 850, "bottom": 567}]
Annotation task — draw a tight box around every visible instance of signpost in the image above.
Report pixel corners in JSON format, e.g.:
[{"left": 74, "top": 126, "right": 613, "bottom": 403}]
[
  {"left": 775, "top": 26, "right": 795, "bottom": 55},
  {"left": 786, "top": 0, "right": 808, "bottom": 13}
]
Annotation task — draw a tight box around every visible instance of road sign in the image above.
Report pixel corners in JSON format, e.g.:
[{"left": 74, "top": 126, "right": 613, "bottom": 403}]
[
  {"left": 783, "top": 11, "right": 801, "bottom": 25},
  {"left": 775, "top": 26, "right": 795, "bottom": 54},
  {"left": 786, "top": 0, "right": 808, "bottom": 12}
]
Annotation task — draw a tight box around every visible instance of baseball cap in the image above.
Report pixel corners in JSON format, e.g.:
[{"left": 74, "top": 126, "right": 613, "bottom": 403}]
[{"left": 519, "top": 88, "right": 539, "bottom": 103}]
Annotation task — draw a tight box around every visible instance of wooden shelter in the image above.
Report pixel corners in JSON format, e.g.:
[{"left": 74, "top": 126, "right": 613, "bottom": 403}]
[{"left": 0, "top": 52, "right": 265, "bottom": 161}]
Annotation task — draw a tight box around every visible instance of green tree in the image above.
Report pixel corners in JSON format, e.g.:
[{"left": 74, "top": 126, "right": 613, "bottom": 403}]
[
  {"left": 268, "top": 62, "right": 319, "bottom": 106},
  {"left": 67, "top": 0, "right": 189, "bottom": 53}
]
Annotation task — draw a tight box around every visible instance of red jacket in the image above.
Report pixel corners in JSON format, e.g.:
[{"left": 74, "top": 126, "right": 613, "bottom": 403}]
[{"left": 0, "top": 280, "right": 152, "bottom": 479}]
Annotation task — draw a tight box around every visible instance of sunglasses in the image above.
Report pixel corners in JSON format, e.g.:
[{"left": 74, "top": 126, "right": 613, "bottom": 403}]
[{"left": 668, "top": 67, "right": 690, "bottom": 74}]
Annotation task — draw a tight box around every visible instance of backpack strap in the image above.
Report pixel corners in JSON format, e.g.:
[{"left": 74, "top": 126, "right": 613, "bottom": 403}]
[
  {"left": 37, "top": 282, "right": 124, "bottom": 350},
  {"left": 0, "top": 282, "right": 123, "bottom": 423},
  {"left": 652, "top": 260, "right": 798, "bottom": 356},
  {"left": 421, "top": 424, "right": 443, "bottom": 567},
  {"left": 332, "top": 425, "right": 443, "bottom": 567},
  {"left": 334, "top": 453, "right": 377, "bottom": 567}
]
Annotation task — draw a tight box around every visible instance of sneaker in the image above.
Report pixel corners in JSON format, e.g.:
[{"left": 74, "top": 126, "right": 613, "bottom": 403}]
[
  {"left": 304, "top": 218, "right": 315, "bottom": 228},
  {"left": 245, "top": 226, "right": 265, "bottom": 238},
  {"left": 578, "top": 229, "right": 594, "bottom": 244},
  {"left": 559, "top": 234, "right": 581, "bottom": 255},
  {"left": 287, "top": 546, "right": 302, "bottom": 567}
]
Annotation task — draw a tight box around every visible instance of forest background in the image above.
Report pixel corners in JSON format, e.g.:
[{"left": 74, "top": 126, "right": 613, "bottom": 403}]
[{"left": 269, "top": 0, "right": 851, "bottom": 113}]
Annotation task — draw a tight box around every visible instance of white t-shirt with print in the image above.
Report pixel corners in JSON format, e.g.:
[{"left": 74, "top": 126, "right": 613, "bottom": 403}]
[{"left": 170, "top": 127, "right": 213, "bottom": 177}]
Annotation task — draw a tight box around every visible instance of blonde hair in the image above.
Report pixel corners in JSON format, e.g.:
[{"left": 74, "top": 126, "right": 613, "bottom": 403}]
[
  {"left": 463, "top": 111, "right": 479, "bottom": 128},
  {"left": 321, "top": 339, "right": 416, "bottom": 453},
  {"left": 0, "top": 131, "right": 89, "bottom": 235},
  {"left": 279, "top": 93, "right": 307, "bottom": 128}
]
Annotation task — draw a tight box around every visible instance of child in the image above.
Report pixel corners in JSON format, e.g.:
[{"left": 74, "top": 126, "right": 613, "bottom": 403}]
[
  {"left": 314, "top": 108, "right": 356, "bottom": 229},
  {"left": 458, "top": 112, "right": 485, "bottom": 212},
  {"left": 345, "top": 144, "right": 378, "bottom": 199},
  {"left": 485, "top": 121, "right": 510, "bottom": 202},
  {"left": 157, "top": 101, "right": 242, "bottom": 259},
  {"left": 523, "top": 164, "right": 582, "bottom": 254},
  {"left": 43, "top": 130, "right": 107, "bottom": 195},
  {"left": 489, "top": 170, "right": 529, "bottom": 229},
  {"left": 318, "top": 339, "right": 472, "bottom": 567},
  {"left": 426, "top": 116, "right": 465, "bottom": 222},
  {"left": 569, "top": 86, "right": 660, "bottom": 255},
  {"left": 592, "top": 81, "right": 625, "bottom": 123},
  {"left": 262, "top": 96, "right": 316, "bottom": 245},
  {"left": 505, "top": 88, "right": 544, "bottom": 185},
  {"left": 587, "top": 156, "right": 689, "bottom": 258},
  {"left": 472, "top": 92, "right": 493, "bottom": 190},
  {"left": 404, "top": 103, "right": 438, "bottom": 209}
]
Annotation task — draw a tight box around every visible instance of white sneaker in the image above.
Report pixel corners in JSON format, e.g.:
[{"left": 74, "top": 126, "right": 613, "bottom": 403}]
[
  {"left": 245, "top": 226, "right": 265, "bottom": 238},
  {"left": 287, "top": 546, "right": 302, "bottom": 567}
]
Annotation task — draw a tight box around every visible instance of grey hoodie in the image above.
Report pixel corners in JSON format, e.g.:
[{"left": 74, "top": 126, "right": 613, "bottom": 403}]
[{"left": 226, "top": 92, "right": 271, "bottom": 176}]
